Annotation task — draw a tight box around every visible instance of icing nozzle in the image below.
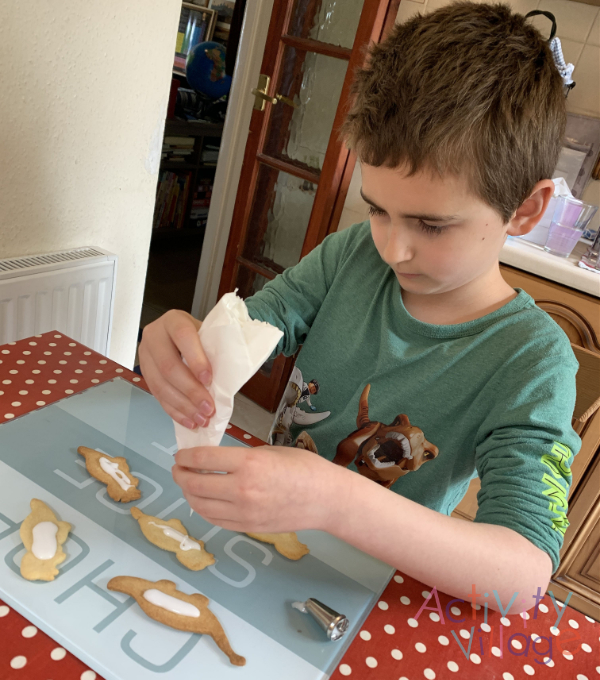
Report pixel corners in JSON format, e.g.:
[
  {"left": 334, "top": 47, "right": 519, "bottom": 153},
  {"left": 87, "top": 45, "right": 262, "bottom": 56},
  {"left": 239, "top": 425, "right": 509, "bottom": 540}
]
[{"left": 292, "top": 598, "right": 349, "bottom": 641}]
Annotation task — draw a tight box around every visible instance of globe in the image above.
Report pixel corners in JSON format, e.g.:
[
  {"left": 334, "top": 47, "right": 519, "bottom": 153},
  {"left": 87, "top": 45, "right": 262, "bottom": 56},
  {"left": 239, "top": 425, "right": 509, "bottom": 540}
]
[{"left": 186, "top": 41, "right": 232, "bottom": 99}]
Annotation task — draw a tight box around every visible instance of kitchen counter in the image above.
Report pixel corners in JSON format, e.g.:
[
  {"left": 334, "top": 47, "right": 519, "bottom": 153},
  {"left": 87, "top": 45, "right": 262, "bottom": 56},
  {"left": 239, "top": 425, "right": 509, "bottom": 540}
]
[{"left": 501, "top": 237, "right": 600, "bottom": 298}]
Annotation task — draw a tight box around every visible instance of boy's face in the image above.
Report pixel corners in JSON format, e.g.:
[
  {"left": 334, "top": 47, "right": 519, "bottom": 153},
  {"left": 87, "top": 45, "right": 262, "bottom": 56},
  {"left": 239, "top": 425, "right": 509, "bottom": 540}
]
[{"left": 361, "top": 163, "right": 513, "bottom": 297}]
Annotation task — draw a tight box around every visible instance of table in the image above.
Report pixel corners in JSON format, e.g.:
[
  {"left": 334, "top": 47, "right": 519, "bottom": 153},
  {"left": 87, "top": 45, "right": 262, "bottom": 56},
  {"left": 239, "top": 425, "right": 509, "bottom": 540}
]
[{"left": 0, "top": 332, "right": 598, "bottom": 680}]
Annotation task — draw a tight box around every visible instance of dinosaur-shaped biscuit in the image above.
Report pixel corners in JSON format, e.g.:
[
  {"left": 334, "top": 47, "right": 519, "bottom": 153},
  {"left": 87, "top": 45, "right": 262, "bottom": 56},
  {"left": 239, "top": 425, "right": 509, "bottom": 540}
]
[
  {"left": 245, "top": 532, "right": 309, "bottom": 560},
  {"left": 20, "top": 499, "right": 71, "bottom": 581},
  {"left": 107, "top": 576, "right": 245, "bottom": 666},
  {"left": 78, "top": 446, "right": 141, "bottom": 502},
  {"left": 131, "top": 507, "right": 215, "bottom": 571}
]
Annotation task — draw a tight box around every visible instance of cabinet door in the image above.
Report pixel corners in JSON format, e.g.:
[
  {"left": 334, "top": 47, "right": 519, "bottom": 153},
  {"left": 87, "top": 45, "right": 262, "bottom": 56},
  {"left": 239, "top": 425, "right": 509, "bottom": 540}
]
[{"left": 217, "top": 0, "right": 400, "bottom": 411}]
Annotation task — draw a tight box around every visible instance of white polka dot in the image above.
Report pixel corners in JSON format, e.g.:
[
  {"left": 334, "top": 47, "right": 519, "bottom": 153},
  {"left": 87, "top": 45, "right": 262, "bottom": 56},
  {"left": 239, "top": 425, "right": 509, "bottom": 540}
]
[
  {"left": 503, "top": 674, "right": 514, "bottom": 680},
  {"left": 44, "top": 351, "right": 52, "bottom": 355},
  {"left": 480, "top": 623, "right": 491, "bottom": 632},
  {"left": 79, "top": 360, "right": 87, "bottom": 365},
  {"left": 0, "top": 350, "right": 9, "bottom": 355},
  {"left": 22, "top": 350, "right": 31, "bottom": 355},
  {"left": 115, "top": 368, "right": 123, "bottom": 373},
  {"left": 91, "top": 379, "right": 99, "bottom": 383},
  {"left": 550, "top": 626, "right": 560, "bottom": 636},
  {"left": 424, "top": 669, "right": 435, "bottom": 680},
  {"left": 394, "top": 574, "right": 404, "bottom": 583},
  {"left": 408, "top": 618, "right": 418, "bottom": 627},
  {"left": 70, "top": 379, "right": 78, "bottom": 384},
  {"left": 538, "top": 603, "right": 548, "bottom": 613},
  {"left": 9, "top": 369, "right": 18, "bottom": 374},
  {"left": 429, "top": 612, "right": 440, "bottom": 622},
  {"left": 19, "top": 390, "right": 28, "bottom": 395},
  {"left": 59, "top": 360, "right": 67, "bottom": 365},
  {"left": 25, "top": 379, "right": 34, "bottom": 384},
  {"left": 32, "top": 369, "right": 40, "bottom": 374},
  {"left": 422, "top": 591, "right": 430, "bottom": 598},
  {"left": 563, "top": 650, "right": 574, "bottom": 660},
  {"left": 11, "top": 401, "right": 21, "bottom": 407},
  {"left": 242, "top": 433, "right": 252, "bottom": 440},
  {"left": 0, "top": 391, "right": 3, "bottom": 396},
  {"left": 365, "top": 657, "right": 377, "bottom": 668},
  {"left": 596, "top": 666, "right": 600, "bottom": 675},
  {"left": 521, "top": 611, "right": 530, "bottom": 620},
  {"left": 48, "top": 380, "right": 56, "bottom": 384},
  {"left": 226, "top": 424, "right": 232, "bottom": 429},
  {"left": 500, "top": 617, "right": 511, "bottom": 626},
  {"left": 10, "top": 656, "right": 27, "bottom": 669},
  {"left": 64, "top": 351, "right": 72, "bottom": 356},
  {"left": 400, "top": 596, "right": 410, "bottom": 605},
  {"left": 54, "top": 334, "right": 62, "bottom": 338},
  {"left": 38, "top": 360, "right": 46, "bottom": 364},
  {"left": 543, "top": 657, "right": 554, "bottom": 667},
  {"left": 378, "top": 601, "right": 389, "bottom": 610},
  {"left": 578, "top": 675, "right": 589, "bottom": 680},
  {"left": 53, "top": 370, "right": 62, "bottom": 374},
  {"left": 415, "top": 642, "right": 426, "bottom": 653},
  {"left": 21, "top": 625, "right": 37, "bottom": 638},
  {"left": 584, "top": 616, "right": 596, "bottom": 623},
  {"left": 511, "top": 638, "right": 523, "bottom": 649},
  {"left": 84, "top": 351, "right": 91, "bottom": 355},
  {"left": 438, "top": 635, "right": 449, "bottom": 646},
  {"left": 0, "top": 605, "right": 9, "bottom": 616},
  {"left": 80, "top": 672, "right": 97, "bottom": 680},
  {"left": 65, "top": 390, "right": 74, "bottom": 394},
  {"left": 2, "top": 379, "right": 11, "bottom": 384},
  {"left": 569, "top": 619, "right": 579, "bottom": 629},
  {"left": 451, "top": 606, "right": 462, "bottom": 616},
  {"left": 524, "top": 665, "right": 535, "bottom": 675},
  {"left": 50, "top": 647, "right": 67, "bottom": 660},
  {"left": 75, "top": 369, "right": 83, "bottom": 374},
  {"left": 491, "top": 646, "right": 501, "bottom": 657},
  {"left": 473, "top": 603, "right": 481, "bottom": 610},
  {"left": 35, "top": 334, "right": 42, "bottom": 338},
  {"left": 360, "top": 630, "right": 371, "bottom": 640},
  {"left": 99, "top": 359, "right": 107, "bottom": 363},
  {"left": 448, "top": 661, "right": 459, "bottom": 672},
  {"left": 132, "top": 377, "right": 141, "bottom": 382},
  {"left": 4, "top": 413, "right": 14, "bottom": 419},
  {"left": 339, "top": 664, "right": 351, "bottom": 676},
  {"left": 470, "top": 654, "right": 481, "bottom": 664},
  {"left": 582, "top": 643, "right": 592, "bottom": 653},
  {"left": 29, "top": 341, "right": 37, "bottom": 346},
  {"left": 16, "top": 360, "right": 25, "bottom": 364},
  {"left": 384, "top": 624, "right": 395, "bottom": 634},
  {"left": 36, "top": 401, "right": 45, "bottom": 406},
  {"left": 49, "top": 343, "right": 56, "bottom": 347},
  {"left": 69, "top": 343, "right": 76, "bottom": 347},
  {"left": 459, "top": 629, "right": 471, "bottom": 639},
  {"left": 531, "top": 633, "right": 541, "bottom": 643},
  {"left": 42, "top": 390, "right": 51, "bottom": 395},
  {"left": 391, "top": 648, "right": 403, "bottom": 660}
]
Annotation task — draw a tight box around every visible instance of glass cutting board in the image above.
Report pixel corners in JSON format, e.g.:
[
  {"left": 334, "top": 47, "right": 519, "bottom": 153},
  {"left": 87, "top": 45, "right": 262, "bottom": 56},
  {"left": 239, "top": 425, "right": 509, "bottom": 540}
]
[{"left": 0, "top": 378, "right": 394, "bottom": 680}]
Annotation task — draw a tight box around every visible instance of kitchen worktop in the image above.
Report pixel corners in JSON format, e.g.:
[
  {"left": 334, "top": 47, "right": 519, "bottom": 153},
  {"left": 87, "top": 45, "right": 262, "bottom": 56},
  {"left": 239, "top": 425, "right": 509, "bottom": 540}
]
[{"left": 501, "top": 237, "right": 600, "bottom": 298}]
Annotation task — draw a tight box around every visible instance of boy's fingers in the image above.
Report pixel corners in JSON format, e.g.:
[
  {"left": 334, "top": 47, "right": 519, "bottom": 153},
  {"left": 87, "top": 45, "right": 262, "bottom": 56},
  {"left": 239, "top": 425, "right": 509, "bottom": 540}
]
[
  {"left": 175, "top": 446, "right": 243, "bottom": 473},
  {"left": 173, "top": 464, "right": 233, "bottom": 500},
  {"left": 166, "top": 312, "right": 212, "bottom": 386}
]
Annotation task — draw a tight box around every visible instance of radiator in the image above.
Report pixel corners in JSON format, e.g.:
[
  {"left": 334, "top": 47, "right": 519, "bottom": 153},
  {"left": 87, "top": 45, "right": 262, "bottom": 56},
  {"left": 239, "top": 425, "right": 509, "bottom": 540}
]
[{"left": 0, "top": 247, "right": 117, "bottom": 355}]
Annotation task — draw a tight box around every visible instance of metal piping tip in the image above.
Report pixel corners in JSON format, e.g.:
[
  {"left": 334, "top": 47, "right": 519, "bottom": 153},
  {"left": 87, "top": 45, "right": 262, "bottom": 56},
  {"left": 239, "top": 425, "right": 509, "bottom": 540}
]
[{"left": 292, "top": 598, "right": 349, "bottom": 641}]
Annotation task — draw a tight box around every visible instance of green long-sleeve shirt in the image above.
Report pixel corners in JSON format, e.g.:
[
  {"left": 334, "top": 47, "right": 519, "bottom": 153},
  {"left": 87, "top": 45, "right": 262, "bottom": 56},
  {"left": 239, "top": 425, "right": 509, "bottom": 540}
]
[{"left": 245, "top": 221, "right": 580, "bottom": 571}]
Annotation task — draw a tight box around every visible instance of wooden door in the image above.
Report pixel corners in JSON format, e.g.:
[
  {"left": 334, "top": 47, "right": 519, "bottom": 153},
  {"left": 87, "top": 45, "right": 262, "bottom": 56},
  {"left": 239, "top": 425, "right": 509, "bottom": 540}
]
[{"left": 218, "top": 0, "right": 400, "bottom": 412}]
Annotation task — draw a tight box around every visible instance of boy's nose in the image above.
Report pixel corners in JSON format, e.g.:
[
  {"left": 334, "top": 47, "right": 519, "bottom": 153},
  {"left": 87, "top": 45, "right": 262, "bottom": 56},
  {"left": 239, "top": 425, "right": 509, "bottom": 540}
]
[{"left": 383, "top": 229, "right": 413, "bottom": 264}]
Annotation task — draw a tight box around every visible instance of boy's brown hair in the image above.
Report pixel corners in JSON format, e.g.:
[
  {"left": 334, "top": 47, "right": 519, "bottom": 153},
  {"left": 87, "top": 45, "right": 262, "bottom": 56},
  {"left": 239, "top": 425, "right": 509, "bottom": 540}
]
[{"left": 341, "top": 2, "right": 566, "bottom": 222}]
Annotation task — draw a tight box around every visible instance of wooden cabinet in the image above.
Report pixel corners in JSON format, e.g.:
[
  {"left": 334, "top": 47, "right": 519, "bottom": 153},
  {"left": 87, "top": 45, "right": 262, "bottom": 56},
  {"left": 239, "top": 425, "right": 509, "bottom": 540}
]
[{"left": 452, "top": 264, "right": 600, "bottom": 619}]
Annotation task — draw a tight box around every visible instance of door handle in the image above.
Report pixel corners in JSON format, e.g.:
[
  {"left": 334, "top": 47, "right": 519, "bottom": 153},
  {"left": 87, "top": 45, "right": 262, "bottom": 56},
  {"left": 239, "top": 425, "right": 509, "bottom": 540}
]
[{"left": 252, "top": 74, "right": 298, "bottom": 111}]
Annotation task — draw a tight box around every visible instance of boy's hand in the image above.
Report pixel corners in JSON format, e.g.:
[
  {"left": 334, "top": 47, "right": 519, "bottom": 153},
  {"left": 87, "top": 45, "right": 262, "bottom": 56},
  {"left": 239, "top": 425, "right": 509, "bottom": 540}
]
[
  {"left": 172, "top": 445, "right": 346, "bottom": 533},
  {"left": 138, "top": 310, "right": 215, "bottom": 430}
]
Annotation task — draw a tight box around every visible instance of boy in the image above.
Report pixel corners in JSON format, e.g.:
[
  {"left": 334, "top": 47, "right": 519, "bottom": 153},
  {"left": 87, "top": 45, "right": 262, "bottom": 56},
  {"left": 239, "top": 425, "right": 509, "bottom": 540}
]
[{"left": 139, "top": 2, "right": 579, "bottom": 614}]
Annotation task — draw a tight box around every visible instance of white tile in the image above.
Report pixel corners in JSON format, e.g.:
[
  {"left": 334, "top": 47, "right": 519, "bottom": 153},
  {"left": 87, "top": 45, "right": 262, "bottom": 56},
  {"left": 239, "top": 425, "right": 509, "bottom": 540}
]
[
  {"left": 396, "top": 0, "right": 425, "bottom": 24},
  {"left": 559, "top": 37, "right": 585, "bottom": 68},
  {"left": 581, "top": 179, "right": 600, "bottom": 235},
  {"left": 426, "top": 0, "right": 451, "bottom": 13},
  {"left": 337, "top": 206, "right": 369, "bottom": 232},
  {"left": 342, "top": 162, "right": 365, "bottom": 214},
  {"left": 507, "top": 0, "right": 540, "bottom": 16},
  {"left": 566, "top": 44, "right": 600, "bottom": 116},
  {"left": 588, "top": 8, "right": 600, "bottom": 47},
  {"left": 537, "top": 0, "right": 598, "bottom": 42}
]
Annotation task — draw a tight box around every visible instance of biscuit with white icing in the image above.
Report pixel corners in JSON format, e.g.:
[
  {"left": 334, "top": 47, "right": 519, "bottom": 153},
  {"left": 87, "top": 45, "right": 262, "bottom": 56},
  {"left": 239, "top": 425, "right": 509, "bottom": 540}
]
[
  {"left": 131, "top": 507, "right": 215, "bottom": 570},
  {"left": 245, "top": 532, "right": 309, "bottom": 560},
  {"left": 78, "top": 446, "right": 141, "bottom": 503},
  {"left": 107, "top": 576, "right": 245, "bottom": 666},
  {"left": 20, "top": 499, "right": 71, "bottom": 581}
]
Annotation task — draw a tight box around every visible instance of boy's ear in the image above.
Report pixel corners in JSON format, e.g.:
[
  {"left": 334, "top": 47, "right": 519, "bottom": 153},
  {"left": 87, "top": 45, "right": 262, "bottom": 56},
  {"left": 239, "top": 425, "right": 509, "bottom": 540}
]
[{"left": 506, "top": 180, "right": 555, "bottom": 236}]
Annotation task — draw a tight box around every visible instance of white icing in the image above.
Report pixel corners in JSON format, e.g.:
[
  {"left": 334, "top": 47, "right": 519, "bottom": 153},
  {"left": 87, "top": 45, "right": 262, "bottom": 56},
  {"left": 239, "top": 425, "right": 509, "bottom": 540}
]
[
  {"left": 148, "top": 522, "right": 201, "bottom": 552},
  {"left": 99, "top": 456, "right": 133, "bottom": 491},
  {"left": 143, "top": 589, "right": 200, "bottom": 618},
  {"left": 31, "top": 521, "right": 58, "bottom": 560},
  {"left": 292, "top": 601, "right": 307, "bottom": 612}
]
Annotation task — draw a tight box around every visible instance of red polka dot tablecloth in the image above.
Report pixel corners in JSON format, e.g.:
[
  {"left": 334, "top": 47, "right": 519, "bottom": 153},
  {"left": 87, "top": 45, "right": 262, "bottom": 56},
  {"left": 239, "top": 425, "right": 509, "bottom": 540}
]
[{"left": 0, "top": 332, "right": 598, "bottom": 680}]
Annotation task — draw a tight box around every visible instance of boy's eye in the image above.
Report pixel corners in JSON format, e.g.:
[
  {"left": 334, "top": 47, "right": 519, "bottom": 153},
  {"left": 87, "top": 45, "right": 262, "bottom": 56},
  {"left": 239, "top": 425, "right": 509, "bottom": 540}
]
[
  {"left": 418, "top": 220, "right": 447, "bottom": 236},
  {"left": 368, "top": 206, "right": 386, "bottom": 217}
]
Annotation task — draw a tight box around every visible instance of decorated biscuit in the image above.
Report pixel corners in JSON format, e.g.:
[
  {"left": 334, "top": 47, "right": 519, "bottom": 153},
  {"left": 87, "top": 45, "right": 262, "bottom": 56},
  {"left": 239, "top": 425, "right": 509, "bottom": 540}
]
[
  {"left": 107, "top": 576, "right": 245, "bottom": 666},
  {"left": 78, "top": 446, "right": 141, "bottom": 503},
  {"left": 131, "top": 508, "right": 215, "bottom": 571},
  {"left": 20, "top": 499, "right": 71, "bottom": 581},
  {"left": 245, "top": 532, "right": 309, "bottom": 560}
]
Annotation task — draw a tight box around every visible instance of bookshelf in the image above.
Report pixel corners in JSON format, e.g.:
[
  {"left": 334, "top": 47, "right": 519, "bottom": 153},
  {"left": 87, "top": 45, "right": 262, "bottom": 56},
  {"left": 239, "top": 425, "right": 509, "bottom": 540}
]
[{"left": 151, "top": 117, "right": 224, "bottom": 241}]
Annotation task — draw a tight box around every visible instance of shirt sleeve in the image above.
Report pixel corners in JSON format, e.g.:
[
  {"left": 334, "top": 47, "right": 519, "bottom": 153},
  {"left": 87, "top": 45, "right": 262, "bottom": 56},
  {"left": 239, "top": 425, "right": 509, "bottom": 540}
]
[
  {"left": 472, "top": 345, "right": 581, "bottom": 573},
  {"left": 244, "top": 223, "right": 361, "bottom": 358}
]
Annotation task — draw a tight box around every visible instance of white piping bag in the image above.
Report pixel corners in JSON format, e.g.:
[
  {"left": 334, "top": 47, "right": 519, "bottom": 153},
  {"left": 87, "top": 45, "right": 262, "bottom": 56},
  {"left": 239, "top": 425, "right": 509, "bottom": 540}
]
[{"left": 173, "top": 291, "right": 283, "bottom": 451}]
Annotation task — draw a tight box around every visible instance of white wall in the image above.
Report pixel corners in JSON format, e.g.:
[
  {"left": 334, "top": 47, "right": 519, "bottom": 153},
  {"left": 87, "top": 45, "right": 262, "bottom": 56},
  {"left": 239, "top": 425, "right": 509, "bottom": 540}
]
[
  {"left": 339, "top": 0, "right": 600, "bottom": 233},
  {"left": 0, "top": 0, "right": 181, "bottom": 367}
]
